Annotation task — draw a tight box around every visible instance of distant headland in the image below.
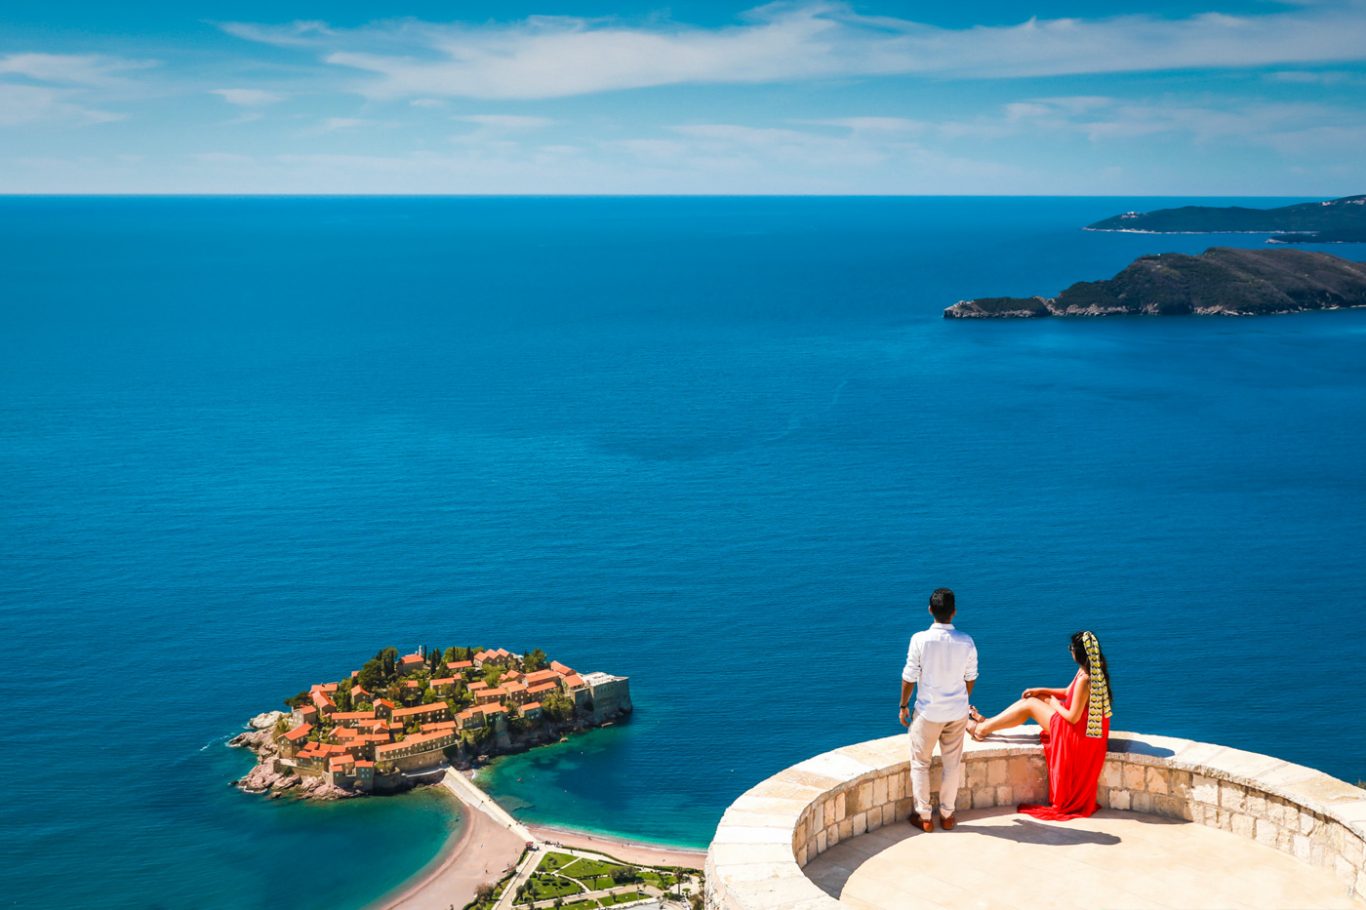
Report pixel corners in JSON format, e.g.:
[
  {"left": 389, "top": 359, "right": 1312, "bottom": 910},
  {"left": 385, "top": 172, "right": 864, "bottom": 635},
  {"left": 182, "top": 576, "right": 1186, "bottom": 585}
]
[
  {"left": 230, "top": 645, "right": 631, "bottom": 800},
  {"left": 943, "top": 247, "right": 1366, "bottom": 319},
  {"left": 1086, "top": 194, "right": 1366, "bottom": 244}
]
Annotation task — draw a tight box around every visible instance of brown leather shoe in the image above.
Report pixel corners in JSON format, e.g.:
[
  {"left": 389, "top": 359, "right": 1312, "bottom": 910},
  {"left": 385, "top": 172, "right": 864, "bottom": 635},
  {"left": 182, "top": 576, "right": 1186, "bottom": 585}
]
[
  {"left": 940, "top": 814, "right": 956, "bottom": 831},
  {"left": 908, "top": 812, "right": 934, "bottom": 833}
]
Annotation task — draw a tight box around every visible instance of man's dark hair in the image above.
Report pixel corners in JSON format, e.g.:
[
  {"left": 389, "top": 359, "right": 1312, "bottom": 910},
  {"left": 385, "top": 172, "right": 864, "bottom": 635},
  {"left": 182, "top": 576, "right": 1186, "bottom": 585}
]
[{"left": 929, "top": 588, "right": 956, "bottom": 623}]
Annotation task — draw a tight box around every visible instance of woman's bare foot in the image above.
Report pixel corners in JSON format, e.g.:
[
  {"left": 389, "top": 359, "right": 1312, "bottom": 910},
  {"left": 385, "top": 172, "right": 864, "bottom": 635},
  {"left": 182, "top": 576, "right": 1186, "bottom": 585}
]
[{"left": 966, "top": 718, "right": 989, "bottom": 742}]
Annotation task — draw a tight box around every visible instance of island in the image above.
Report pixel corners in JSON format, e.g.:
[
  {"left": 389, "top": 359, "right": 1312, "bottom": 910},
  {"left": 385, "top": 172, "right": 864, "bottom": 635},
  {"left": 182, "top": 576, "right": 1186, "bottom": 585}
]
[
  {"left": 943, "top": 247, "right": 1366, "bottom": 318},
  {"left": 230, "top": 645, "right": 632, "bottom": 799},
  {"left": 1085, "top": 194, "right": 1366, "bottom": 243}
]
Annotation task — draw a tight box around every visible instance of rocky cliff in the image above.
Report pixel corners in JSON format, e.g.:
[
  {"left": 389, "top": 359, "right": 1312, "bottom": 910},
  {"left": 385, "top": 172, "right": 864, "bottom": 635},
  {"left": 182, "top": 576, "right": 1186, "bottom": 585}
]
[{"left": 944, "top": 247, "right": 1366, "bottom": 318}]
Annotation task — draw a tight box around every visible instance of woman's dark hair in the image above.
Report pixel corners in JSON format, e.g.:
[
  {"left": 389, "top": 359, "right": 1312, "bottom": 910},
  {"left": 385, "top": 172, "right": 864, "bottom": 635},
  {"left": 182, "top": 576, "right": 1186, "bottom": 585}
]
[{"left": 1070, "top": 631, "right": 1114, "bottom": 707}]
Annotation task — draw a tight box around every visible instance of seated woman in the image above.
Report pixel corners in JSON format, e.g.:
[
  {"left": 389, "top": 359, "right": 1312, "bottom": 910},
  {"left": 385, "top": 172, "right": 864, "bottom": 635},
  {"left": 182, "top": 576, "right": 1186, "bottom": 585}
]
[{"left": 967, "top": 630, "right": 1114, "bottom": 821}]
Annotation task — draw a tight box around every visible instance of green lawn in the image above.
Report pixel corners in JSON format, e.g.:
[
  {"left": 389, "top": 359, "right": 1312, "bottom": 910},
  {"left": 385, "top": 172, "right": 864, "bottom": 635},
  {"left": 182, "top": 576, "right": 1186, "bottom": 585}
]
[
  {"left": 560, "top": 900, "right": 600, "bottom": 910},
  {"left": 598, "top": 891, "right": 648, "bottom": 906},
  {"left": 639, "top": 870, "right": 677, "bottom": 889},
  {"left": 538, "top": 851, "right": 579, "bottom": 872},
  {"left": 560, "top": 857, "right": 627, "bottom": 880},
  {"left": 523, "top": 872, "right": 583, "bottom": 901}
]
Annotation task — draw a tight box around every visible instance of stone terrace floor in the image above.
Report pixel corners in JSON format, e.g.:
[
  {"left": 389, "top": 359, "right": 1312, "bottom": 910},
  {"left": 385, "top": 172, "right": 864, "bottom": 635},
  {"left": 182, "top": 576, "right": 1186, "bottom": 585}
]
[{"left": 804, "top": 807, "right": 1365, "bottom": 910}]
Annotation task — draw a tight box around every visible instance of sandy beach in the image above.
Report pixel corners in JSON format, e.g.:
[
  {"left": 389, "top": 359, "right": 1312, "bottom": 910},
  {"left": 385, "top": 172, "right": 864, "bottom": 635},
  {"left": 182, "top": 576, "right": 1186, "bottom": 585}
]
[
  {"left": 526, "top": 824, "right": 707, "bottom": 869},
  {"left": 377, "top": 793, "right": 526, "bottom": 910}
]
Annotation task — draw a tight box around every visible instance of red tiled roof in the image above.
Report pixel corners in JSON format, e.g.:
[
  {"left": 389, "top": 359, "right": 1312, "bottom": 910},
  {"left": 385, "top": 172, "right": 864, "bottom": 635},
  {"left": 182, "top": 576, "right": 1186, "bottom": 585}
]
[
  {"left": 375, "top": 730, "right": 453, "bottom": 756},
  {"left": 561, "top": 673, "right": 585, "bottom": 689},
  {"left": 283, "top": 724, "right": 313, "bottom": 742},
  {"left": 430, "top": 677, "right": 456, "bottom": 687},
  {"left": 400, "top": 653, "right": 424, "bottom": 664},
  {"left": 550, "top": 661, "right": 574, "bottom": 676},
  {"left": 391, "top": 703, "right": 450, "bottom": 719},
  {"left": 527, "top": 682, "right": 558, "bottom": 696},
  {"left": 333, "top": 710, "right": 376, "bottom": 721},
  {"left": 521, "top": 701, "right": 542, "bottom": 712},
  {"left": 447, "top": 660, "right": 473, "bottom": 670},
  {"left": 524, "top": 669, "right": 559, "bottom": 686}
]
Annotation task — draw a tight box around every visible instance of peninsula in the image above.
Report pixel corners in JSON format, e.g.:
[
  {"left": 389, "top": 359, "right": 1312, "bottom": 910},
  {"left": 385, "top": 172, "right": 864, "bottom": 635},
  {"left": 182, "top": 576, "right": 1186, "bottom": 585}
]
[
  {"left": 1085, "top": 194, "right": 1366, "bottom": 243},
  {"left": 943, "top": 247, "right": 1366, "bottom": 319},
  {"left": 230, "top": 645, "right": 631, "bottom": 799}
]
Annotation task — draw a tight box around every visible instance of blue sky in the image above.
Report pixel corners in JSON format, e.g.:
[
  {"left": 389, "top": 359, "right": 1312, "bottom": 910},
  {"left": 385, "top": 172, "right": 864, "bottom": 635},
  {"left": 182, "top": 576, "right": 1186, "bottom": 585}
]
[{"left": 3, "top": 1, "right": 1366, "bottom": 194}]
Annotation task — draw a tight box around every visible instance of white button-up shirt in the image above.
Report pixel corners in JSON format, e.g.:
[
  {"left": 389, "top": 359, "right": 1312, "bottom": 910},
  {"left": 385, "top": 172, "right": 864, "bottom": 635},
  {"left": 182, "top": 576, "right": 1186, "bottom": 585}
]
[{"left": 902, "top": 622, "right": 979, "bottom": 723}]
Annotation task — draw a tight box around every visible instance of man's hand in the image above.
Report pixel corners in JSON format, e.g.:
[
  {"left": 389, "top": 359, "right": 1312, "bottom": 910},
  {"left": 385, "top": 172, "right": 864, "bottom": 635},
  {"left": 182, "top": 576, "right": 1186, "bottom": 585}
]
[{"left": 899, "top": 706, "right": 911, "bottom": 727}]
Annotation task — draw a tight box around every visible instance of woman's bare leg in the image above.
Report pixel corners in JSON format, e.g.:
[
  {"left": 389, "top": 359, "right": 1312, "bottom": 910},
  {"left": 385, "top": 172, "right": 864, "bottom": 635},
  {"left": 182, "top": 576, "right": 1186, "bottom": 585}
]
[{"left": 971, "top": 697, "right": 1054, "bottom": 738}]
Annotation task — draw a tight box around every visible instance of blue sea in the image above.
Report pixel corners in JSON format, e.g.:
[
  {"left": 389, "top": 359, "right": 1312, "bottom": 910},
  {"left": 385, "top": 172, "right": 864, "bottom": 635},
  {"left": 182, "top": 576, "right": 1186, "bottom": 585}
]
[{"left": 2, "top": 197, "right": 1364, "bottom": 909}]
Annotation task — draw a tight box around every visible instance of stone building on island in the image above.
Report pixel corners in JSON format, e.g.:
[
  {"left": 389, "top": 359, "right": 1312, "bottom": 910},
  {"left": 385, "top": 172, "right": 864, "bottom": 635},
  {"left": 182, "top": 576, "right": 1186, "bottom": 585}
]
[{"left": 259, "top": 645, "right": 631, "bottom": 796}]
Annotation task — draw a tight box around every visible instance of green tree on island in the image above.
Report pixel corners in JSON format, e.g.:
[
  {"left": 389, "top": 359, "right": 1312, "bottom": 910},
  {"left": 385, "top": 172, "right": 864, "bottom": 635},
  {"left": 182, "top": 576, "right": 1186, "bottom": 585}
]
[{"left": 523, "top": 648, "right": 548, "bottom": 672}]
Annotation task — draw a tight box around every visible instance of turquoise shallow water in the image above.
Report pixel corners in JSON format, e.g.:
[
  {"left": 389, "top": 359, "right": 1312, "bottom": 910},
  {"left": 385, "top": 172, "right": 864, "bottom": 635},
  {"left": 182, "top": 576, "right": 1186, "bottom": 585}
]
[{"left": 2, "top": 197, "right": 1365, "bottom": 905}]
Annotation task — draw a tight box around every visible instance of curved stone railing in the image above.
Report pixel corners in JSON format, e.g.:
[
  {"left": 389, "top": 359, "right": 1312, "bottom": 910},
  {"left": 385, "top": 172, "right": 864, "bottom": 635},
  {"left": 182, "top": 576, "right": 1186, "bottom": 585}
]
[{"left": 704, "top": 731, "right": 1366, "bottom": 910}]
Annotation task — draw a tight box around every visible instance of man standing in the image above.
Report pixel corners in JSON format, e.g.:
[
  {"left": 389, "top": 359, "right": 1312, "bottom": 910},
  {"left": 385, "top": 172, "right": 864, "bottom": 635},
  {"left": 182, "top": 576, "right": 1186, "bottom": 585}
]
[{"left": 899, "top": 587, "right": 978, "bottom": 832}]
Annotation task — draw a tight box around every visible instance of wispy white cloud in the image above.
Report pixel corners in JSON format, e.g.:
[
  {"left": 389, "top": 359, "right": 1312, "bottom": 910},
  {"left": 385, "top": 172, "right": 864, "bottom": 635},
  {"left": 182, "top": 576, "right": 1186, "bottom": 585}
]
[
  {"left": 211, "top": 88, "right": 286, "bottom": 106},
  {"left": 456, "top": 114, "right": 554, "bottom": 130},
  {"left": 0, "top": 52, "right": 156, "bottom": 86},
  {"left": 0, "top": 83, "right": 124, "bottom": 126},
  {"left": 219, "top": 2, "right": 1366, "bottom": 100}
]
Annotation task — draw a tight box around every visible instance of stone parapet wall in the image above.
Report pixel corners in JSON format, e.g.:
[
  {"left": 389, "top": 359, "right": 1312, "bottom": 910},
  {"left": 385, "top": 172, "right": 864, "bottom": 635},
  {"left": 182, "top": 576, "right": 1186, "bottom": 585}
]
[{"left": 704, "top": 731, "right": 1366, "bottom": 910}]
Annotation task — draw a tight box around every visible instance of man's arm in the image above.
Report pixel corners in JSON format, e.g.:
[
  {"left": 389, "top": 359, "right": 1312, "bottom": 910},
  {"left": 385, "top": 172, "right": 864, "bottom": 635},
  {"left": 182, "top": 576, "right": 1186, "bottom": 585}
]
[
  {"left": 964, "top": 641, "right": 979, "bottom": 703},
  {"left": 900, "top": 635, "right": 921, "bottom": 727}
]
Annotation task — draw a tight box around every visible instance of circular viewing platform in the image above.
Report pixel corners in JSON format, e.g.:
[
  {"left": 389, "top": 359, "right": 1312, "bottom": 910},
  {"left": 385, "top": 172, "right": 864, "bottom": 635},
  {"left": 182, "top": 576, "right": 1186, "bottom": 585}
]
[{"left": 704, "top": 731, "right": 1366, "bottom": 910}]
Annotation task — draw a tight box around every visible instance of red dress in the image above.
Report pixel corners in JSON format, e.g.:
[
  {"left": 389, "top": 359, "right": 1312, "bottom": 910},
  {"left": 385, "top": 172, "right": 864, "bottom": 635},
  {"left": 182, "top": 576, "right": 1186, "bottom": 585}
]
[{"left": 1019, "top": 672, "right": 1110, "bottom": 821}]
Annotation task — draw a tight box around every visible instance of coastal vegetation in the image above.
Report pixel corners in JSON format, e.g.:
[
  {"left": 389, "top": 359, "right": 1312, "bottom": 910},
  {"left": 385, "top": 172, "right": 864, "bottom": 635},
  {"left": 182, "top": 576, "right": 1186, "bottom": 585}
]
[
  {"left": 1086, "top": 194, "right": 1366, "bottom": 243},
  {"left": 463, "top": 848, "right": 699, "bottom": 910},
  {"left": 230, "top": 645, "right": 632, "bottom": 799},
  {"left": 944, "top": 247, "right": 1366, "bottom": 319}
]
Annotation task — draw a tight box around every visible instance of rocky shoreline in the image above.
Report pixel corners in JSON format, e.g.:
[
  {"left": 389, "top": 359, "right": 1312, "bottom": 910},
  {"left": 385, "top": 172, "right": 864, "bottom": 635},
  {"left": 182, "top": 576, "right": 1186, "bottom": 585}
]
[
  {"left": 228, "top": 711, "right": 377, "bottom": 800},
  {"left": 944, "top": 247, "right": 1366, "bottom": 318}
]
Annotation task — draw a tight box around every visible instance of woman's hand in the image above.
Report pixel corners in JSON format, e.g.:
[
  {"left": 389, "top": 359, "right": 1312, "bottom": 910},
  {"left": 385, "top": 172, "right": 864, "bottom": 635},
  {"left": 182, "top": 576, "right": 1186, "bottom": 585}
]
[
  {"left": 1047, "top": 696, "right": 1063, "bottom": 714},
  {"left": 1022, "top": 688, "right": 1041, "bottom": 699}
]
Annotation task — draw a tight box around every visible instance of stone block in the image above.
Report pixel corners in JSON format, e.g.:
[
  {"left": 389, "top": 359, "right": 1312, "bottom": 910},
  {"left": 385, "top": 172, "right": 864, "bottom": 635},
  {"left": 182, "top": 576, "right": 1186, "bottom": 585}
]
[
  {"left": 815, "top": 830, "right": 826, "bottom": 855},
  {"left": 1188, "top": 802, "right": 1205, "bottom": 825},
  {"left": 1244, "top": 792, "right": 1266, "bottom": 816},
  {"left": 1131, "top": 791, "right": 1154, "bottom": 815},
  {"left": 889, "top": 772, "right": 904, "bottom": 802},
  {"left": 1123, "top": 763, "right": 1145, "bottom": 791},
  {"left": 972, "top": 786, "right": 995, "bottom": 810},
  {"left": 813, "top": 801, "right": 824, "bottom": 829},
  {"left": 1168, "top": 770, "right": 1192, "bottom": 799},
  {"left": 872, "top": 775, "right": 888, "bottom": 809},
  {"left": 996, "top": 786, "right": 1013, "bottom": 806},
  {"left": 867, "top": 808, "right": 882, "bottom": 833},
  {"left": 1294, "top": 834, "right": 1312, "bottom": 863},
  {"left": 796, "top": 845, "right": 807, "bottom": 867},
  {"left": 1220, "top": 784, "right": 1247, "bottom": 813},
  {"left": 1232, "top": 813, "right": 1255, "bottom": 839},
  {"left": 852, "top": 811, "right": 867, "bottom": 837},
  {"left": 1095, "top": 786, "right": 1110, "bottom": 808},
  {"left": 895, "top": 797, "right": 915, "bottom": 820},
  {"left": 839, "top": 818, "right": 852, "bottom": 841},
  {"left": 827, "top": 825, "right": 840, "bottom": 849},
  {"left": 833, "top": 792, "right": 846, "bottom": 823},
  {"left": 882, "top": 803, "right": 895, "bottom": 827},
  {"left": 1102, "top": 762, "right": 1123, "bottom": 790},
  {"left": 1299, "top": 812, "right": 1317, "bottom": 836},
  {"left": 1145, "top": 767, "right": 1168, "bottom": 795},
  {"left": 1154, "top": 795, "right": 1193, "bottom": 821},
  {"left": 987, "top": 759, "right": 1007, "bottom": 786},
  {"left": 1110, "top": 789, "right": 1132, "bottom": 811},
  {"left": 856, "top": 781, "right": 872, "bottom": 813},
  {"left": 1192, "top": 774, "right": 1219, "bottom": 805},
  {"left": 967, "top": 761, "right": 988, "bottom": 789},
  {"left": 1255, "top": 818, "right": 1278, "bottom": 846}
]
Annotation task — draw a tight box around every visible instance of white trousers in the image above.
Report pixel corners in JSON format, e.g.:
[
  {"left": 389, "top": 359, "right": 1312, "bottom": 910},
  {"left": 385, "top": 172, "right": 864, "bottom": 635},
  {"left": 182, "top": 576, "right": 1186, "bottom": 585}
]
[{"left": 908, "top": 713, "right": 968, "bottom": 817}]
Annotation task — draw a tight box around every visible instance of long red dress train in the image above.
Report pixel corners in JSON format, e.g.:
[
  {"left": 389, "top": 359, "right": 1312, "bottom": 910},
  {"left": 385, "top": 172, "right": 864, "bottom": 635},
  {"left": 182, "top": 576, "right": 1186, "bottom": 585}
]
[{"left": 1018, "top": 672, "right": 1110, "bottom": 821}]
